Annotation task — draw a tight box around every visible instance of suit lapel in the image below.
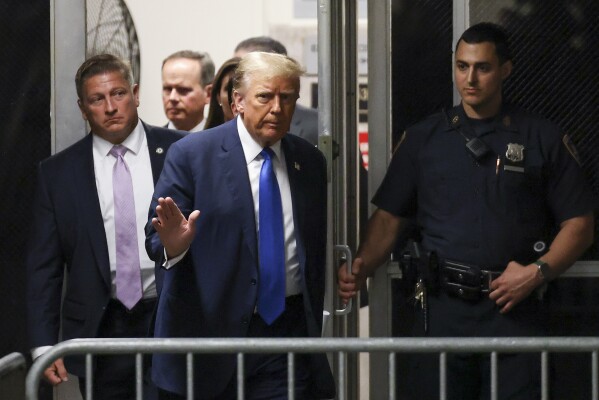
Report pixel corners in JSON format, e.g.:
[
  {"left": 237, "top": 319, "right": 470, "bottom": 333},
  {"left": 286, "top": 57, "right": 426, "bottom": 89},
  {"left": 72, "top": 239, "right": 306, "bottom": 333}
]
[
  {"left": 282, "top": 137, "right": 307, "bottom": 269},
  {"left": 76, "top": 134, "right": 112, "bottom": 289},
  {"left": 144, "top": 122, "right": 168, "bottom": 185},
  {"left": 220, "top": 125, "right": 258, "bottom": 262}
]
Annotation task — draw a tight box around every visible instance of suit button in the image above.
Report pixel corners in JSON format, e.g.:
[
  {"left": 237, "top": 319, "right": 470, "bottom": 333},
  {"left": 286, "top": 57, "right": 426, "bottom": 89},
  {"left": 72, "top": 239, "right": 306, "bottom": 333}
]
[
  {"left": 250, "top": 278, "right": 257, "bottom": 285},
  {"left": 241, "top": 317, "right": 249, "bottom": 324}
]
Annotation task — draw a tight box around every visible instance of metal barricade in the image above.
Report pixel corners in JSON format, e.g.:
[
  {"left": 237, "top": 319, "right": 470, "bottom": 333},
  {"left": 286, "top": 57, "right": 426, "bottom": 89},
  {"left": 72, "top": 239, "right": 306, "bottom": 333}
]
[
  {"left": 26, "top": 337, "right": 599, "bottom": 400},
  {"left": 0, "top": 352, "right": 26, "bottom": 400}
]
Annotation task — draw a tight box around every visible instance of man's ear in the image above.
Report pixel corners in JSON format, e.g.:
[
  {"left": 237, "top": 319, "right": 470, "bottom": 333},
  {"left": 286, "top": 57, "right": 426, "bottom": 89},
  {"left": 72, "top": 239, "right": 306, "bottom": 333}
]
[
  {"left": 132, "top": 84, "right": 140, "bottom": 107},
  {"left": 77, "top": 99, "right": 88, "bottom": 121},
  {"left": 501, "top": 60, "right": 513, "bottom": 80},
  {"left": 233, "top": 90, "right": 244, "bottom": 114},
  {"left": 204, "top": 83, "right": 213, "bottom": 102}
]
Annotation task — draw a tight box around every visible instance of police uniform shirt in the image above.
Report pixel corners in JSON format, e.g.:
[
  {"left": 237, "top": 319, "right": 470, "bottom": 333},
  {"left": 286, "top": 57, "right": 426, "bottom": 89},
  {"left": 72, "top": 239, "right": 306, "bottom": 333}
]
[{"left": 373, "top": 103, "right": 594, "bottom": 270}]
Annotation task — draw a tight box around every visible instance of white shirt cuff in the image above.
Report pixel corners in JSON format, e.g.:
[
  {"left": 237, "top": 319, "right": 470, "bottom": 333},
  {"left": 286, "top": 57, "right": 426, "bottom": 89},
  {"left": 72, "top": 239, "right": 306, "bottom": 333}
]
[
  {"left": 162, "top": 248, "right": 189, "bottom": 269},
  {"left": 32, "top": 345, "right": 53, "bottom": 360}
]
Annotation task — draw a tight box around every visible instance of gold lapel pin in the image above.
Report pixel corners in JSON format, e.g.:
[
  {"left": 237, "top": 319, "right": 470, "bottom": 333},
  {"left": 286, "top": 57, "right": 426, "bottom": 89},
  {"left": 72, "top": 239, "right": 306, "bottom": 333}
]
[{"left": 294, "top": 162, "right": 301, "bottom": 171}]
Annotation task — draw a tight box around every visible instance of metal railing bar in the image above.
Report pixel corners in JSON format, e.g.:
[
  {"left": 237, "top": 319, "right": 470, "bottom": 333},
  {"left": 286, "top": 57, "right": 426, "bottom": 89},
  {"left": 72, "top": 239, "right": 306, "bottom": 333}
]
[
  {"left": 29, "top": 337, "right": 599, "bottom": 357},
  {"left": 439, "top": 352, "right": 446, "bottom": 400},
  {"left": 490, "top": 351, "right": 498, "bottom": 400},
  {"left": 0, "top": 352, "right": 26, "bottom": 376},
  {"left": 135, "top": 353, "right": 142, "bottom": 400},
  {"left": 85, "top": 353, "right": 93, "bottom": 400},
  {"left": 338, "top": 351, "right": 346, "bottom": 400},
  {"left": 388, "top": 352, "right": 396, "bottom": 400},
  {"left": 593, "top": 350, "right": 598, "bottom": 400},
  {"left": 186, "top": 352, "right": 193, "bottom": 400},
  {"left": 26, "top": 337, "right": 599, "bottom": 400},
  {"left": 288, "top": 352, "right": 295, "bottom": 400},
  {"left": 541, "top": 351, "right": 549, "bottom": 400},
  {"left": 237, "top": 353, "right": 244, "bottom": 400}
]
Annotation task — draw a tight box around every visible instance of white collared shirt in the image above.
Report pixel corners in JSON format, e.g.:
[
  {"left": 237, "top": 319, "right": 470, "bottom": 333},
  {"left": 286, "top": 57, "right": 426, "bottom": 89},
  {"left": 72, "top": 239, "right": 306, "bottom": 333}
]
[
  {"left": 237, "top": 117, "right": 302, "bottom": 296},
  {"left": 92, "top": 119, "right": 157, "bottom": 299},
  {"left": 167, "top": 118, "right": 205, "bottom": 133}
]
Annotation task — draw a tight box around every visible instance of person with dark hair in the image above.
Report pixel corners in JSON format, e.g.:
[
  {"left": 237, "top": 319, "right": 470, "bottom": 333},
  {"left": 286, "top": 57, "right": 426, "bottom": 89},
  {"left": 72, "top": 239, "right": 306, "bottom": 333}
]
[
  {"left": 226, "top": 75, "right": 236, "bottom": 118},
  {"left": 204, "top": 57, "right": 240, "bottom": 129},
  {"left": 234, "top": 36, "right": 319, "bottom": 146},
  {"left": 233, "top": 35, "right": 288, "bottom": 57},
  {"left": 162, "top": 50, "right": 215, "bottom": 132},
  {"left": 27, "top": 54, "right": 183, "bottom": 399},
  {"left": 147, "top": 52, "right": 335, "bottom": 399},
  {"left": 339, "top": 22, "right": 594, "bottom": 399}
]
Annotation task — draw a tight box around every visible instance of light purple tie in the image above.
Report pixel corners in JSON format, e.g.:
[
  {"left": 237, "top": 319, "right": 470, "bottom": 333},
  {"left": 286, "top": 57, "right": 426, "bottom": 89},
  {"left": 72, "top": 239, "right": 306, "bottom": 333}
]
[{"left": 110, "top": 145, "right": 142, "bottom": 310}]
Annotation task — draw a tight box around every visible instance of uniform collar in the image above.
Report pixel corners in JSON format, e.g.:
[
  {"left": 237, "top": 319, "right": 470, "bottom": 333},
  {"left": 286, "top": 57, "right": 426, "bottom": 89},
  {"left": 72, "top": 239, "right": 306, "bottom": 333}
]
[{"left": 444, "top": 103, "right": 519, "bottom": 136}]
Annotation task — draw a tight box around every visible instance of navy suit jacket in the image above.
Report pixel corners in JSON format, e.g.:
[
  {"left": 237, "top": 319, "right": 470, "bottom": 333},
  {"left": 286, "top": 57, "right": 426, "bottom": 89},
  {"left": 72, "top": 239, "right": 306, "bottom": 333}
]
[
  {"left": 146, "top": 119, "right": 334, "bottom": 398},
  {"left": 26, "top": 122, "right": 183, "bottom": 376}
]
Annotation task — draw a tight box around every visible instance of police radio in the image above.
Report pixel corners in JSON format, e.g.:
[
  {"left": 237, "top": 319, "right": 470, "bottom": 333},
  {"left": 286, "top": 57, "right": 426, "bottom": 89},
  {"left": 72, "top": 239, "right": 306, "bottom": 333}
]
[
  {"left": 465, "top": 137, "right": 492, "bottom": 161},
  {"left": 443, "top": 108, "right": 492, "bottom": 161}
]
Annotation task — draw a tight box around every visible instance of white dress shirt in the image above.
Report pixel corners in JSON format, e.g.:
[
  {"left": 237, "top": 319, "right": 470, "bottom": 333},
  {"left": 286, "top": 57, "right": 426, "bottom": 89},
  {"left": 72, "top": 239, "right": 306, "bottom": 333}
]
[
  {"left": 167, "top": 118, "right": 205, "bottom": 133},
  {"left": 237, "top": 117, "right": 302, "bottom": 296},
  {"left": 93, "top": 119, "right": 157, "bottom": 299}
]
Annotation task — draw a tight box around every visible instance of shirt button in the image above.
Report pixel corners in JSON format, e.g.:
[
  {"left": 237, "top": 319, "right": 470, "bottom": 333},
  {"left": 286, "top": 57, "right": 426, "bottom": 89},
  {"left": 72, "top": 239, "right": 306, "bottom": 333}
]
[{"left": 250, "top": 278, "right": 257, "bottom": 285}]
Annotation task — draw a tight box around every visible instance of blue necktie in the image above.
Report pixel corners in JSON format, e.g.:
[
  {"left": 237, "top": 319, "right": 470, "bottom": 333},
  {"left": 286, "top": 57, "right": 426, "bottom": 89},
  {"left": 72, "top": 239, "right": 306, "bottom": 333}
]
[{"left": 257, "top": 148, "right": 286, "bottom": 325}]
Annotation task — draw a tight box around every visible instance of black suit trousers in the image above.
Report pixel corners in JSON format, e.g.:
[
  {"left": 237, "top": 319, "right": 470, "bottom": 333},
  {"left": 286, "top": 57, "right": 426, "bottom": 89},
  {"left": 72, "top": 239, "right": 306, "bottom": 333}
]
[{"left": 78, "top": 299, "right": 158, "bottom": 400}]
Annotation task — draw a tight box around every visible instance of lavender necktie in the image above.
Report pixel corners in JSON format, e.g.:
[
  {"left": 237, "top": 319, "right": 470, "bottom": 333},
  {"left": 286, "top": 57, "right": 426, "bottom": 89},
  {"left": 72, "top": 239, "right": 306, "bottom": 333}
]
[{"left": 110, "top": 145, "right": 142, "bottom": 310}]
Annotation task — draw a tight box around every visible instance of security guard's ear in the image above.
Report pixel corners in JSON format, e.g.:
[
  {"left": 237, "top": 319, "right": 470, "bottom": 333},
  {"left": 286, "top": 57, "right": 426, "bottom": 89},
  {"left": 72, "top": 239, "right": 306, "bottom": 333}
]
[{"left": 501, "top": 60, "right": 513, "bottom": 80}]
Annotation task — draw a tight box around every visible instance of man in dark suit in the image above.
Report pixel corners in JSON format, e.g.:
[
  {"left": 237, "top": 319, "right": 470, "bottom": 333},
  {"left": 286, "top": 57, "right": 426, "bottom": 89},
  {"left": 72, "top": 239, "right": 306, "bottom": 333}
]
[
  {"left": 234, "top": 36, "right": 319, "bottom": 146},
  {"left": 147, "top": 52, "right": 335, "bottom": 399},
  {"left": 162, "top": 50, "right": 215, "bottom": 133},
  {"left": 26, "top": 54, "right": 183, "bottom": 400}
]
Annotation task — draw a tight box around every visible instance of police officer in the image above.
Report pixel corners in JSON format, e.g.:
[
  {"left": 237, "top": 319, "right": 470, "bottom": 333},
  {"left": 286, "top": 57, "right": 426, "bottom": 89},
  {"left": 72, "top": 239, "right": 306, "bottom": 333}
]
[{"left": 338, "top": 22, "right": 594, "bottom": 400}]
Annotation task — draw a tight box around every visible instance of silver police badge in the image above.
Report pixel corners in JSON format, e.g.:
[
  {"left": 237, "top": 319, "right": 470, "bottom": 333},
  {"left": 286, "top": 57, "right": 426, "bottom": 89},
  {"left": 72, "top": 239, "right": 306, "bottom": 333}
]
[{"left": 505, "top": 143, "right": 525, "bottom": 163}]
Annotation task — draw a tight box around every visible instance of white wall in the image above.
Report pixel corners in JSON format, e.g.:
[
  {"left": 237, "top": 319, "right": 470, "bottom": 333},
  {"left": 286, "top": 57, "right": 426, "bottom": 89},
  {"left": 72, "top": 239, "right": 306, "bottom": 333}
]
[{"left": 123, "top": 0, "right": 318, "bottom": 126}]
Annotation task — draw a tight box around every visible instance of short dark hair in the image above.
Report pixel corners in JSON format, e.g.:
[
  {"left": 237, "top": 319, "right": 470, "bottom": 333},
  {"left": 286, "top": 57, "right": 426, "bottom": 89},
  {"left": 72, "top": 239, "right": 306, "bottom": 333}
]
[
  {"left": 75, "top": 54, "right": 133, "bottom": 100},
  {"left": 456, "top": 22, "right": 512, "bottom": 64},
  {"left": 234, "top": 36, "right": 288, "bottom": 56},
  {"left": 162, "top": 50, "right": 215, "bottom": 87}
]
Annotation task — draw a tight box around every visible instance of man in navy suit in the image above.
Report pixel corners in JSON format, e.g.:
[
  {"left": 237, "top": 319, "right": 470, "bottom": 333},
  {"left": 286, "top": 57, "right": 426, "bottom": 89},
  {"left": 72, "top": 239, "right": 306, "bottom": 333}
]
[
  {"left": 26, "top": 54, "right": 183, "bottom": 400},
  {"left": 147, "top": 52, "right": 335, "bottom": 399}
]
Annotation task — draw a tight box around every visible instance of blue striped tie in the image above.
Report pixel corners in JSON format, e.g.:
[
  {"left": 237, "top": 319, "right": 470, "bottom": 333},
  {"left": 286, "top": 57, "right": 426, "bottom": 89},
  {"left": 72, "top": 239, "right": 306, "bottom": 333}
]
[{"left": 257, "top": 148, "right": 286, "bottom": 325}]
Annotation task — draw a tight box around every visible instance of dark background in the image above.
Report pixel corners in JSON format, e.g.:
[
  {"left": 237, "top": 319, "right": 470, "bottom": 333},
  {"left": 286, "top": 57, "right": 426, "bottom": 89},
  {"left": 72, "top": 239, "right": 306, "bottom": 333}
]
[{"left": 0, "top": 0, "right": 50, "bottom": 359}]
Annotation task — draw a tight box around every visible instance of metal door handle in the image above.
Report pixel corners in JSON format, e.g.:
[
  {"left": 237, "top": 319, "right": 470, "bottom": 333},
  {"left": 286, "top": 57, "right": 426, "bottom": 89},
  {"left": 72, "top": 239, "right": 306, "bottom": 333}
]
[{"left": 334, "top": 244, "right": 353, "bottom": 315}]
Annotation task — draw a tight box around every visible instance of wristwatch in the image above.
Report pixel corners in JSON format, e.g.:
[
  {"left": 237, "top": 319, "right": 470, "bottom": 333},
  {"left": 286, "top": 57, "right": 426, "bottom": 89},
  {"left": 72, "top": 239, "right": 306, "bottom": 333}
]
[{"left": 534, "top": 259, "right": 555, "bottom": 282}]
